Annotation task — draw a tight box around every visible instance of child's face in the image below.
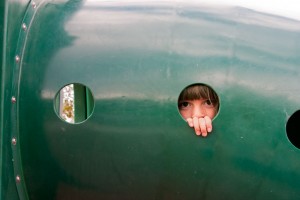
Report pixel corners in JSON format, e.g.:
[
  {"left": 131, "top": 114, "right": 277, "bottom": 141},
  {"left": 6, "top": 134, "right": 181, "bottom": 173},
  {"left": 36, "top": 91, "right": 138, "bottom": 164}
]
[{"left": 178, "top": 99, "right": 217, "bottom": 120}]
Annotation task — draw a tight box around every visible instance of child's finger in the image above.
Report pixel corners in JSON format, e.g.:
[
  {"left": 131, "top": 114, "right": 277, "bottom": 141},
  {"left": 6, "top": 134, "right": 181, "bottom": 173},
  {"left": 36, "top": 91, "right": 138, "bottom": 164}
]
[
  {"left": 199, "top": 118, "right": 207, "bottom": 137},
  {"left": 192, "top": 117, "right": 201, "bottom": 136},
  {"left": 204, "top": 116, "right": 212, "bottom": 133},
  {"left": 186, "top": 118, "right": 194, "bottom": 127}
]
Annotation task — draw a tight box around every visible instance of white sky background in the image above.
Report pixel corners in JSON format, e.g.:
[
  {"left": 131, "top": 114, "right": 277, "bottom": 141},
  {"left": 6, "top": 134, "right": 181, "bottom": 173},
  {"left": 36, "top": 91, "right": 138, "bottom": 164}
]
[
  {"left": 94, "top": 0, "right": 300, "bottom": 21},
  {"left": 206, "top": 0, "right": 300, "bottom": 21}
]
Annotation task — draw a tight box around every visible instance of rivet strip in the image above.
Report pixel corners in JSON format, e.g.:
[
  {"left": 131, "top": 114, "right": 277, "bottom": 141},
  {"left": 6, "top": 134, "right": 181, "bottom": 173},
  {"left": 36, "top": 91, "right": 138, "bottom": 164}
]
[{"left": 12, "top": 0, "right": 40, "bottom": 197}]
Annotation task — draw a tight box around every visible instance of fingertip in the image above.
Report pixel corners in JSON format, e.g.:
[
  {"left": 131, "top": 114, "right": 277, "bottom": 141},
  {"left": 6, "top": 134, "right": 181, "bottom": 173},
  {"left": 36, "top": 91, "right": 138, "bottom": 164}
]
[
  {"left": 204, "top": 116, "right": 212, "bottom": 133},
  {"left": 186, "top": 118, "right": 194, "bottom": 127},
  {"left": 188, "top": 122, "right": 194, "bottom": 127}
]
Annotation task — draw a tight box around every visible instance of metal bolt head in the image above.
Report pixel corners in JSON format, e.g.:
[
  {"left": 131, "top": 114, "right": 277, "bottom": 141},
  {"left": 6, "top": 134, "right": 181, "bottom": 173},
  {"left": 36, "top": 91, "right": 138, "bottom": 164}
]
[
  {"left": 16, "top": 175, "right": 21, "bottom": 183},
  {"left": 15, "top": 55, "right": 20, "bottom": 63},
  {"left": 22, "top": 23, "right": 27, "bottom": 31},
  {"left": 31, "top": 1, "right": 36, "bottom": 8},
  {"left": 12, "top": 138, "right": 17, "bottom": 145},
  {"left": 11, "top": 96, "right": 16, "bottom": 103}
]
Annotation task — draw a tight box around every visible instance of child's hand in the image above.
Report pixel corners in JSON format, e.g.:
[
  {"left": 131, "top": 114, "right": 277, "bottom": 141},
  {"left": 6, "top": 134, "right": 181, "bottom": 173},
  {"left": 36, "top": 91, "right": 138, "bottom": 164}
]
[{"left": 186, "top": 116, "right": 212, "bottom": 137}]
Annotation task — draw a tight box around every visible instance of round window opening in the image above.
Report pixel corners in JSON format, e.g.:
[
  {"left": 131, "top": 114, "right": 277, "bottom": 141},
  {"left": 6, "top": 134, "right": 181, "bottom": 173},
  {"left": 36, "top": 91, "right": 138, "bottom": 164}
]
[
  {"left": 286, "top": 110, "right": 300, "bottom": 149},
  {"left": 54, "top": 83, "right": 95, "bottom": 124},
  {"left": 178, "top": 83, "right": 220, "bottom": 121}
]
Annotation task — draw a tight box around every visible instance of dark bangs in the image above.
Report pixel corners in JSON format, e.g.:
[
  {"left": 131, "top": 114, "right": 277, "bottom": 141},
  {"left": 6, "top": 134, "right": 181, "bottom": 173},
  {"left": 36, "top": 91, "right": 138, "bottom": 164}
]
[{"left": 178, "top": 84, "right": 219, "bottom": 106}]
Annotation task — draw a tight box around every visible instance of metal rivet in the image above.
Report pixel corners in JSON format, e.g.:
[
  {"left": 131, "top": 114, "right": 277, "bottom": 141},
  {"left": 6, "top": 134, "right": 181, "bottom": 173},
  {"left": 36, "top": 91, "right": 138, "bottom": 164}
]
[
  {"left": 22, "top": 23, "right": 27, "bottom": 31},
  {"left": 31, "top": 1, "right": 36, "bottom": 8},
  {"left": 16, "top": 175, "right": 21, "bottom": 183},
  {"left": 12, "top": 138, "right": 17, "bottom": 145},
  {"left": 15, "top": 55, "right": 20, "bottom": 63},
  {"left": 11, "top": 96, "right": 16, "bottom": 103}
]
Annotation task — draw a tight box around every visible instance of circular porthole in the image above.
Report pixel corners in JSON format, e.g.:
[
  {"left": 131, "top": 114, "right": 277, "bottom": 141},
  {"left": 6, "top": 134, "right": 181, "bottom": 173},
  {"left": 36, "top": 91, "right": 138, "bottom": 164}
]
[
  {"left": 177, "top": 83, "right": 220, "bottom": 121},
  {"left": 54, "top": 83, "right": 95, "bottom": 124},
  {"left": 286, "top": 110, "right": 300, "bottom": 149}
]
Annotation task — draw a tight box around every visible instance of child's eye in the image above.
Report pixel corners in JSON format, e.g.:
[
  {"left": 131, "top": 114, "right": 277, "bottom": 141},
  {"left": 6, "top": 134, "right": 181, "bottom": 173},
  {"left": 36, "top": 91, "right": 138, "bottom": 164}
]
[
  {"left": 204, "top": 100, "right": 214, "bottom": 107},
  {"left": 205, "top": 100, "right": 212, "bottom": 105},
  {"left": 178, "top": 101, "right": 191, "bottom": 109}
]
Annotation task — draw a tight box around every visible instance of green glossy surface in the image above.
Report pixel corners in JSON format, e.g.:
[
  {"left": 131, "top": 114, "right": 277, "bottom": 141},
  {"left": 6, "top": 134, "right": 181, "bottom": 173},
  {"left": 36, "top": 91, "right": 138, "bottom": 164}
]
[{"left": 2, "top": 0, "right": 300, "bottom": 199}]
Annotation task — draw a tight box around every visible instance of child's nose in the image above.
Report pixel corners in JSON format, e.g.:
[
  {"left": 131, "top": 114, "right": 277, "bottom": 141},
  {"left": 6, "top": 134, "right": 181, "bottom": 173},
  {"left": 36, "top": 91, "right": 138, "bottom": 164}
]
[{"left": 192, "top": 105, "right": 205, "bottom": 118}]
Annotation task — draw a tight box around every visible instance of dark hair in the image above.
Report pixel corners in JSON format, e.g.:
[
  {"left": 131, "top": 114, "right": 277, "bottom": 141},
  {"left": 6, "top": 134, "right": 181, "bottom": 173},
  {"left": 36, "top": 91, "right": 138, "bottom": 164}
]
[{"left": 178, "top": 83, "right": 220, "bottom": 111}]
